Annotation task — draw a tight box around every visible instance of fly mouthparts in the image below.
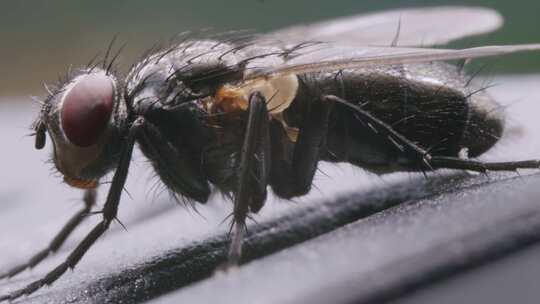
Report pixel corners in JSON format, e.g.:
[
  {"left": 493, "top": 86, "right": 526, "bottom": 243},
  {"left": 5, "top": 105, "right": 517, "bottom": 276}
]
[{"left": 64, "top": 176, "right": 99, "bottom": 189}]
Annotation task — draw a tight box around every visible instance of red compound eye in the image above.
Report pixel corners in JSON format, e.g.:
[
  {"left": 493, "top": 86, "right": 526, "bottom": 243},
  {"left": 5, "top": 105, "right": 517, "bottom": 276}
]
[{"left": 60, "top": 73, "right": 114, "bottom": 147}]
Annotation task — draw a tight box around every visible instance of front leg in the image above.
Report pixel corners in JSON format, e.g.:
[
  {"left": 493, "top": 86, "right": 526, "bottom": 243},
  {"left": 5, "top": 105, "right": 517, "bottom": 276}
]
[
  {"left": 0, "top": 188, "right": 96, "bottom": 280},
  {"left": 0, "top": 118, "right": 143, "bottom": 302},
  {"left": 228, "top": 92, "right": 271, "bottom": 265}
]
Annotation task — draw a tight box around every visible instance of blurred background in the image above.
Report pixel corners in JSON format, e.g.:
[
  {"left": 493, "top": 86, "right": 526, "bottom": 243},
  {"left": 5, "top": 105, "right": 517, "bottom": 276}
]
[{"left": 0, "top": 0, "right": 539, "bottom": 98}]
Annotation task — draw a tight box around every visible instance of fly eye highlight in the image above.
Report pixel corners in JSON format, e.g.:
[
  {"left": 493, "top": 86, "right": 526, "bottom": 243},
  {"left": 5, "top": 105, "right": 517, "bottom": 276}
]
[{"left": 60, "top": 72, "right": 115, "bottom": 147}]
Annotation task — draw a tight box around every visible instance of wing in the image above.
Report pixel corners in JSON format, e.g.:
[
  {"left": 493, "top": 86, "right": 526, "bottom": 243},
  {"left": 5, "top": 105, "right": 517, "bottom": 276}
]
[
  {"left": 244, "top": 44, "right": 540, "bottom": 79},
  {"left": 261, "top": 6, "right": 503, "bottom": 47}
]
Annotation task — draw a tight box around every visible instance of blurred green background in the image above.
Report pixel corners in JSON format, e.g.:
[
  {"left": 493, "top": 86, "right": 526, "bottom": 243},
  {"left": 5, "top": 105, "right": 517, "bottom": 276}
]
[{"left": 0, "top": 0, "right": 538, "bottom": 97}]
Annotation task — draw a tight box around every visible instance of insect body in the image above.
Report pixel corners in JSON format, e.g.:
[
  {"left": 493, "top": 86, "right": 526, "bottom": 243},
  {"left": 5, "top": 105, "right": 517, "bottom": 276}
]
[{"left": 2, "top": 6, "right": 540, "bottom": 301}]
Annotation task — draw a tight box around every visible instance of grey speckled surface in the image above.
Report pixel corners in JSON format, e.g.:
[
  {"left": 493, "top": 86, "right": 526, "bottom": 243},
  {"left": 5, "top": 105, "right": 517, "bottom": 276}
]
[{"left": 1, "top": 75, "right": 540, "bottom": 303}]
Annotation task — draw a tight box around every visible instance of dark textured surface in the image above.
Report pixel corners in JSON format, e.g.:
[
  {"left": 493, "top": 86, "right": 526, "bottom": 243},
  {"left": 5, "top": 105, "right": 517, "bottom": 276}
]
[
  {"left": 1, "top": 75, "right": 540, "bottom": 303},
  {"left": 154, "top": 173, "right": 540, "bottom": 304},
  {"left": 392, "top": 243, "right": 540, "bottom": 304}
]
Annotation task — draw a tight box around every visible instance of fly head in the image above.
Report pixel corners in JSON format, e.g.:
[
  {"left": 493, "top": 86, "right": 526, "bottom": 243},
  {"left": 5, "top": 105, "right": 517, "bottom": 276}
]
[{"left": 34, "top": 68, "right": 128, "bottom": 189}]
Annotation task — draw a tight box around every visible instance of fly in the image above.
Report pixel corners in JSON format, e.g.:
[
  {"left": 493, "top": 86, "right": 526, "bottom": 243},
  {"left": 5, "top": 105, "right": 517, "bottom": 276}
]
[{"left": 2, "top": 6, "right": 540, "bottom": 301}]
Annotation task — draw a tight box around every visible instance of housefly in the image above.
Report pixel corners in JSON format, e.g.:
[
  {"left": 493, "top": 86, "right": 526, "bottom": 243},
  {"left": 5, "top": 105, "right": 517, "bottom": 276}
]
[{"left": 2, "top": 6, "right": 540, "bottom": 301}]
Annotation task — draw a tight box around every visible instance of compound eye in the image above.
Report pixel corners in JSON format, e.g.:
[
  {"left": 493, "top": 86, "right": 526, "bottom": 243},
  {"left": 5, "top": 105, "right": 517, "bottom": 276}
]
[{"left": 60, "top": 73, "right": 114, "bottom": 147}]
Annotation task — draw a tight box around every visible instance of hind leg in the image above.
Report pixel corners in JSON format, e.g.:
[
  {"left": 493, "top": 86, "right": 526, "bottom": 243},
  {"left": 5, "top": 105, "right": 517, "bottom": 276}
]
[{"left": 327, "top": 94, "right": 540, "bottom": 173}]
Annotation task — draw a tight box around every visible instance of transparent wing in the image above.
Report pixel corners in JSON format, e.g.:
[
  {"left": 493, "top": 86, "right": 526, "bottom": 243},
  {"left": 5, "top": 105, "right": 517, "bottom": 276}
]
[
  {"left": 245, "top": 44, "right": 540, "bottom": 79},
  {"left": 261, "top": 6, "right": 503, "bottom": 47}
]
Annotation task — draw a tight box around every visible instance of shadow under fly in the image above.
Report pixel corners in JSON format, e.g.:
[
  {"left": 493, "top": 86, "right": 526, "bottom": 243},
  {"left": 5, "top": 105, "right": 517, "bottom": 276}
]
[{"left": 2, "top": 5, "right": 540, "bottom": 302}]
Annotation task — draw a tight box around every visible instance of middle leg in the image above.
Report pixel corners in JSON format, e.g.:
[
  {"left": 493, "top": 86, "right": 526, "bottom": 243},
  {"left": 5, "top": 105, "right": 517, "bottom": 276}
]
[
  {"left": 227, "top": 92, "right": 333, "bottom": 264},
  {"left": 228, "top": 92, "right": 271, "bottom": 264}
]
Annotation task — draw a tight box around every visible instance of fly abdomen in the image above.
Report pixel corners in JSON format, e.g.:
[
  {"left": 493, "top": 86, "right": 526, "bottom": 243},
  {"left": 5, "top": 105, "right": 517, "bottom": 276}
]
[
  {"left": 458, "top": 90, "right": 505, "bottom": 157},
  {"left": 286, "top": 62, "right": 504, "bottom": 172}
]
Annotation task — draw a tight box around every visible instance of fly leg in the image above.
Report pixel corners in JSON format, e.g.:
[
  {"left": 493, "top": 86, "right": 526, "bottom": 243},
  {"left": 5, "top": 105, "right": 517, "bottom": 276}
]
[
  {"left": 327, "top": 95, "right": 540, "bottom": 173},
  {"left": 270, "top": 96, "right": 333, "bottom": 198},
  {"left": 137, "top": 116, "right": 211, "bottom": 203},
  {"left": 427, "top": 157, "right": 540, "bottom": 172},
  {"left": 0, "top": 117, "right": 143, "bottom": 303},
  {"left": 0, "top": 189, "right": 97, "bottom": 280},
  {"left": 227, "top": 92, "right": 271, "bottom": 265}
]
